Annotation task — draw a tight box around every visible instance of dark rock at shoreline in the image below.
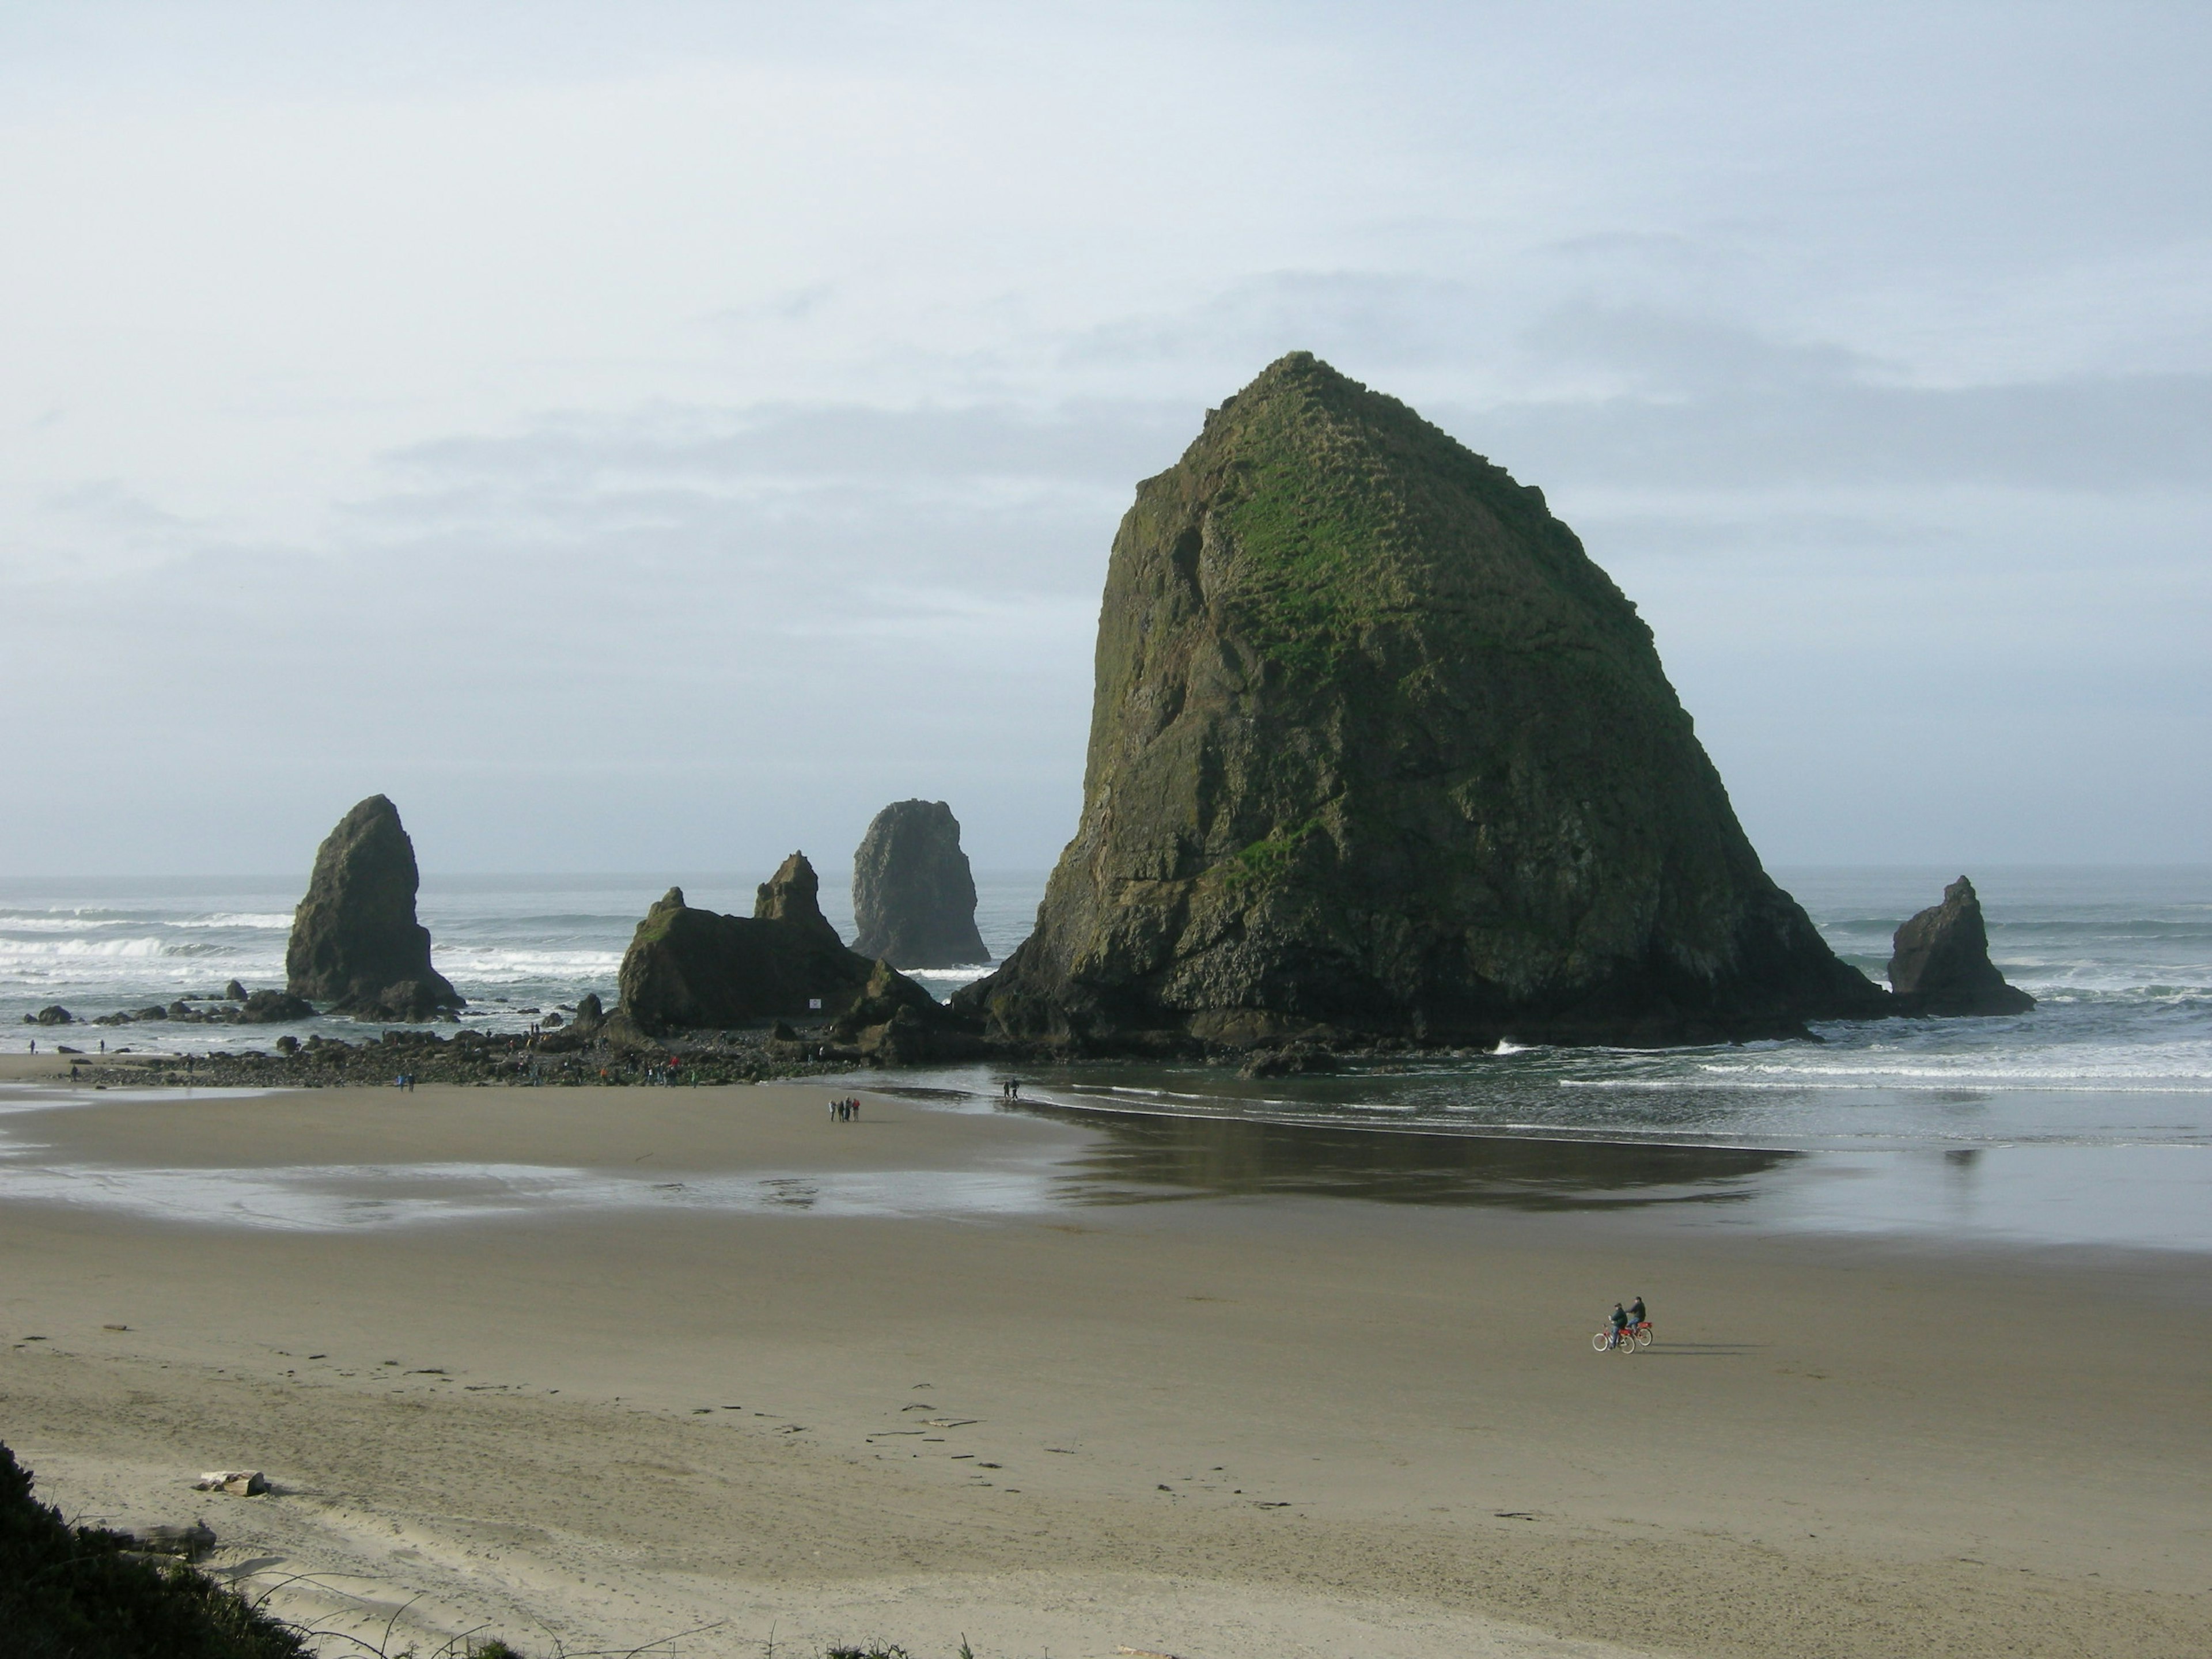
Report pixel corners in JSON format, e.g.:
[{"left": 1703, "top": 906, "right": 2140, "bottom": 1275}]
[
  {"left": 851, "top": 800, "right": 990, "bottom": 968},
  {"left": 349, "top": 979, "right": 459, "bottom": 1024},
  {"left": 237, "top": 988, "right": 316, "bottom": 1024},
  {"left": 1888, "top": 876, "right": 2036, "bottom": 1016},
  {"left": 285, "top": 796, "right": 463, "bottom": 1020},
  {"left": 62, "top": 1020, "right": 866, "bottom": 1092},
  {"left": 829, "top": 959, "right": 989, "bottom": 1064},
  {"left": 956, "top": 353, "right": 1885, "bottom": 1054},
  {"left": 1240, "top": 1040, "right": 1340, "bottom": 1079},
  {"left": 25, "top": 1005, "right": 73, "bottom": 1026},
  {"left": 615, "top": 856, "right": 941, "bottom": 1036},
  {"left": 569, "top": 991, "right": 606, "bottom": 1036},
  {"left": 223, "top": 979, "right": 250, "bottom": 1002}
]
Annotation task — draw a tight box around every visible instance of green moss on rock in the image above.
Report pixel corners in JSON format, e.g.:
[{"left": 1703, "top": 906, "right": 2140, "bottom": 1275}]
[{"left": 956, "top": 353, "right": 1885, "bottom": 1050}]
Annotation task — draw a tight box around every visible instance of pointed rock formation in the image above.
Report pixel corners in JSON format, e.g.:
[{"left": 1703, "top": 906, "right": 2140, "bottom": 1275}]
[
  {"left": 1888, "top": 876, "right": 2036, "bottom": 1016},
  {"left": 851, "top": 800, "right": 990, "bottom": 968},
  {"left": 616, "top": 854, "right": 945, "bottom": 1036},
  {"left": 285, "top": 796, "right": 463, "bottom": 1020},
  {"left": 956, "top": 353, "right": 1886, "bottom": 1051}
]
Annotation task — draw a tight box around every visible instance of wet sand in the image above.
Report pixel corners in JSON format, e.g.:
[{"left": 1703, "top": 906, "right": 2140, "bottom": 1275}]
[{"left": 0, "top": 1067, "right": 2205, "bottom": 1657}]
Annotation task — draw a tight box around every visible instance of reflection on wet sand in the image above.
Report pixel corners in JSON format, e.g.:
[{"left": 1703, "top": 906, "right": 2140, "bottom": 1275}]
[{"left": 1002, "top": 1096, "right": 1798, "bottom": 1210}]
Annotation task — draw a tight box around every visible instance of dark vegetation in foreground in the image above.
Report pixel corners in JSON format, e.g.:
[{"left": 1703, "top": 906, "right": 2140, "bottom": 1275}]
[
  {"left": 1, "top": 1440, "right": 305, "bottom": 1659},
  {"left": 5, "top": 1437, "right": 976, "bottom": 1658}
]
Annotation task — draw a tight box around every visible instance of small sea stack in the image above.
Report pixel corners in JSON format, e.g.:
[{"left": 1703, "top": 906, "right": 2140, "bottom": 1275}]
[
  {"left": 618, "top": 854, "right": 909, "bottom": 1034},
  {"left": 851, "top": 800, "right": 990, "bottom": 969},
  {"left": 1888, "top": 876, "right": 2036, "bottom": 1016},
  {"left": 285, "top": 795, "right": 464, "bottom": 1022},
  {"left": 956, "top": 353, "right": 1885, "bottom": 1053}
]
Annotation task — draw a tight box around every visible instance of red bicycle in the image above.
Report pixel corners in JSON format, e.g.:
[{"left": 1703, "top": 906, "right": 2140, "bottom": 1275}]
[{"left": 1590, "top": 1320, "right": 1653, "bottom": 1354}]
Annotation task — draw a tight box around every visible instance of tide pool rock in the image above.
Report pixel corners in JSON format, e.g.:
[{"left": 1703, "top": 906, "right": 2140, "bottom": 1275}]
[
  {"left": 850, "top": 800, "right": 990, "bottom": 968},
  {"left": 1888, "top": 876, "right": 2036, "bottom": 1016},
  {"left": 284, "top": 796, "right": 463, "bottom": 1019},
  {"left": 235, "top": 989, "right": 316, "bottom": 1024},
  {"left": 616, "top": 855, "right": 933, "bottom": 1035},
  {"left": 955, "top": 353, "right": 1885, "bottom": 1053}
]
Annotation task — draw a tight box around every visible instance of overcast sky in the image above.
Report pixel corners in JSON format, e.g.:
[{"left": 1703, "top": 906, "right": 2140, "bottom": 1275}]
[{"left": 4, "top": 1, "right": 2207, "bottom": 878}]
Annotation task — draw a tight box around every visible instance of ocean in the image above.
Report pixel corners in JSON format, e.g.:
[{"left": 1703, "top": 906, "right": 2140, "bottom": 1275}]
[{"left": 5, "top": 865, "right": 2209, "bottom": 1251}]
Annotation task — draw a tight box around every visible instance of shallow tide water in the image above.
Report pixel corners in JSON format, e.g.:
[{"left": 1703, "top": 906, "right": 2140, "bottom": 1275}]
[{"left": 2, "top": 865, "right": 2207, "bottom": 1254}]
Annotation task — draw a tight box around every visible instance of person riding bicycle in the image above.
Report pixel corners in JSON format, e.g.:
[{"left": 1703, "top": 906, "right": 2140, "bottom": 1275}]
[
  {"left": 1628, "top": 1296, "right": 1646, "bottom": 1329},
  {"left": 1608, "top": 1302, "right": 1630, "bottom": 1346}
]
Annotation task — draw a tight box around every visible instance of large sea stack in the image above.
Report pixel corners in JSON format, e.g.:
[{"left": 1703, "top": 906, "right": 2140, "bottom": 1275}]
[
  {"left": 851, "top": 800, "right": 990, "bottom": 968},
  {"left": 1888, "top": 877, "right": 2035, "bottom": 1016},
  {"left": 619, "top": 853, "right": 912, "bottom": 1035},
  {"left": 285, "top": 796, "right": 463, "bottom": 1021},
  {"left": 956, "top": 353, "right": 1886, "bottom": 1051}
]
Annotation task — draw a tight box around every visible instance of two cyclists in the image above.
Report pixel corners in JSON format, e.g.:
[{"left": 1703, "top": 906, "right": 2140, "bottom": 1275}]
[{"left": 1593, "top": 1296, "right": 1653, "bottom": 1353}]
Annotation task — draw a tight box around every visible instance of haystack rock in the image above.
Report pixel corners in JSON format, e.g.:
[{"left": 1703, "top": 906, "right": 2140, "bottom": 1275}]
[
  {"left": 616, "top": 854, "right": 938, "bottom": 1035},
  {"left": 851, "top": 800, "right": 990, "bottom": 968},
  {"left": 285, "top": 796, "right": 463, "bottom": 1020},
  {"left": 956, "top": 353, "right": 1887, "bottom": 1052},
  {"left": 1888, "top": 876, "right": 2035, "bottom": 1016}
]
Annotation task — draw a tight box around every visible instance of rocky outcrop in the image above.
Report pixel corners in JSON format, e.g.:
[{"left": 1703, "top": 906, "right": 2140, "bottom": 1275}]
[
  {"left": 828, "top": 959, "right": 990, "bottom": 1064},
  {"left": 1888, "top": 877, "right": 2035, "bottom": 1016},
  {"left": 236, "top": 989, "right": 317, "bottom": 1024},
  {"left": 616, "top": 855, "right": 930, "bottom": 1035},
  {"left": 1240, "top": 1040, "right": 1340, "bottom": 1079},
  {"left": 285, "top": 796, "right": 463, "bottom": 1020},
  {"left": 24, "top": 1005, "right": 73, "bottom": 1026},
  {"left": 956, "top": 353, "right": 1886, "bottom": 1052},
  {"left": 851, "top": 800, "right": 990, "bottom": 968},
  {"left": 348, "top": 981, "right": 460, "bottom": 1024}
]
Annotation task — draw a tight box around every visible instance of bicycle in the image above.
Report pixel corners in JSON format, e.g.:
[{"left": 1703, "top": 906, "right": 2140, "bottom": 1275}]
[
  {"left": 1632, "top": 1319, "right": 1653, "bottom": 1349},
  {"left": 1590, "top": 1325, "right": 1638, "bottom": 1355}
]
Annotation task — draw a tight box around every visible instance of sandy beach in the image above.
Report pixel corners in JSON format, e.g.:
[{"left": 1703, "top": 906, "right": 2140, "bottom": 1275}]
[{"left": 1, "top": 1060, "right": 2205, "bottom": 1658}]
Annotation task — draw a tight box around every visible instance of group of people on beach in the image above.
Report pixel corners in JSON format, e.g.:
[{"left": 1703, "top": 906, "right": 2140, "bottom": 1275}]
[
  {"left": 828, "top": 1096, "right": 862, "bottom": 1122},
  {"left": 997, "top": 1078, "right": 1022, "bottom": 1100}
]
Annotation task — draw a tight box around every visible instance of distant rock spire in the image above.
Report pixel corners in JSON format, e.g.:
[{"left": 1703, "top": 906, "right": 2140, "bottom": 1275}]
[
  {"left": 851, "top": 801, "right": 990, "bottom": 968},
  {"left": 285, "top": 796, "right": 463, "bottom": 1021},
  {"left": 1888, "top": 876, "right": 2036, "bottom": 1015}
]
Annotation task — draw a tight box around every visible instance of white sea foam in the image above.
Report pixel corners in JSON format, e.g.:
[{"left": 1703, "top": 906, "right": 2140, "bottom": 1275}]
[
  {"left": 0, "top": 936, "right": 238, "bottom": 960},
  {"left": 0, "top": 910, "right": 291, "bottom": 931}
]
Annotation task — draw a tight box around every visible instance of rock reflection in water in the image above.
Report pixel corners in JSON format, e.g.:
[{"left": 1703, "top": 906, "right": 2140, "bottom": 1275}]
[{"left": 1015, "top": 1101, "right": 1796, "bottom": 1211}]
